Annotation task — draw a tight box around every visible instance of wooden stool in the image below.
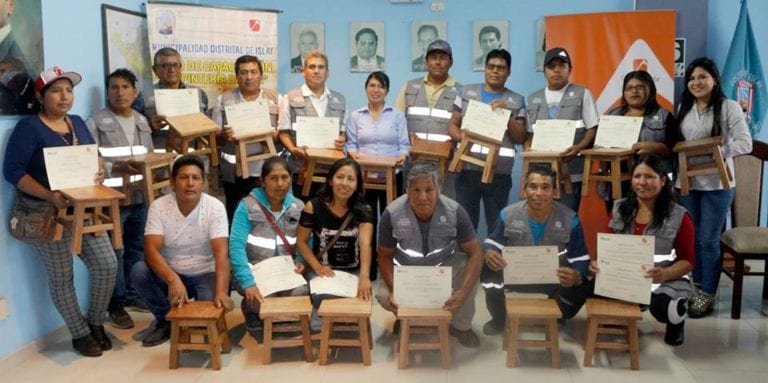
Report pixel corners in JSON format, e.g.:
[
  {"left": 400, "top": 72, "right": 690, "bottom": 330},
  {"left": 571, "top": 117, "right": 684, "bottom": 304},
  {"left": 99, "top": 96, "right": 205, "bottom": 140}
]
[
  {"left": 358, "top": 155, "right": 398, "bottom": 204},
  {"left": 448, "top": 131, "right": 499, "bottom": 183},
  {"left": 410, "top": 134, "right": 453, "bottom": 182},
  {"left": 674, "top": 136, "right": 732, "bottom": 196},
  {"left": 166, "top": 301, "right": 231, "bottom": 370},
  {"left": 259, "top": 296, "right": 314, "bottom": 364},
  {"left": 120, "top": 152, "right": 176, "bottom": 205},
  {"left": 504, "top": 298, "right": 562, "bottom": 368},
  {"left": 580, "top": 148, "right": 636, "bottom": 199},
  {"left": 301, "top": 148, "right": 345, "bottom": 197},
  {"left": 396, "top": 307, "right": 452, "bottom": 369},
  {"left": 235, "top": 131, "right": 277, "bottom": 178},
  {"left": 56, "top": 185, "right": 125, "bottom": 254},
  {"left": 318, "top": 298, "right": 373, "bottom": 366},
  {"left": 583, "top": 298, "right": 642, "bottom": 370},
  {"left": 165, "top": 112, "right": 220, "bottom": 167},
  {"left": 519, "top": 151, "right": 573, "bottom": 199}
]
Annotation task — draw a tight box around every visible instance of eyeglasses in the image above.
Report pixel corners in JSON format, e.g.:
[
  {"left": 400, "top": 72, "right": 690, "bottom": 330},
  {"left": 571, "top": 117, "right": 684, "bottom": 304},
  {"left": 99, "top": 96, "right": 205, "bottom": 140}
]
[
  {"left": 157, "top": 62, "right": 181, "bottom": 70},
  {"left": 485, "top": 63, "right": 508, "bottom": 72},
  {"left": 624, "top": 85, "right": 647, "bottom": 92}
]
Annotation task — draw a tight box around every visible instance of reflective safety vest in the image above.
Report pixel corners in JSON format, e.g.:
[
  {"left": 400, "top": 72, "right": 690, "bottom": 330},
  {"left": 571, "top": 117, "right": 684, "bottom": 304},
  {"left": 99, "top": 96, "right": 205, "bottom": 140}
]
[
  {"left": 387, "top": 194, "right": 460, "bottom": 266},
  {"left": 404, "top": 77, "right": 460, "bottom": 143},
  {"left": 242, "top": 192, "right": 304, "bottom": 265},
  {"left": 284, "top": 87, "right": 346, "bottom": 171}
]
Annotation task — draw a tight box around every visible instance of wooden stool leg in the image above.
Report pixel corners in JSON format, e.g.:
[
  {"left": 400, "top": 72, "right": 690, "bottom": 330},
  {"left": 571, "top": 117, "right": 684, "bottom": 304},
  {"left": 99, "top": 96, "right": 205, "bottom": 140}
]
[
  {"left": 581, "top": 155, "right": 592, "bottom": 196},
  {"left": 548, "top": 318, "right": 560, "bottom": 369},
  {"left": 169, "top": 321, "right": 180, "bottom": 369},
  {"left": 318, "top": 317, "right": 333, "bottom": 366},
  {"left": 300, "top": 315, "right": 314, "bottom": 362},
  {"left": 583, "top": 318, "right": 598, "bottom": 367},
  {"left": 359, "top": 317, "right": 372, "bottom": 366},
  {"left": 628, "top": 320, "right": 640, "bottom": 370},
  {"left": 219, "top": 315, "right": 231, "bottom": 353},
  {"left": 610, "top": 157, "right": 622, "bottom": 199},
  {"left": 398, "top": 319, "right": 410, "bottom": 369},
  {"left": 71, "top": 203, "right": 86, "bottom": 254},
  {"left": 438, "top": 320, "right": 451, "bottom": 369},
  {"left": 263, "top": 318, "right": 273, "bottom": 365},
  {"left": 207, "top": 321, "right": 222, "bottom": 370},
  {"left": 367, "top": 319, "right": 373, "bottom": 349},
  {"left": 506, "top": 317, "right": 519, "bottom": 368}
]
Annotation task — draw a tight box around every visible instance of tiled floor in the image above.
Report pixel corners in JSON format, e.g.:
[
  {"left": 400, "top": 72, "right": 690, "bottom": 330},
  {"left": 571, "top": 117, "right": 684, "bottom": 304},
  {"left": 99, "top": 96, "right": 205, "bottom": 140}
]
[{"left": 2, "top": 269, "right": 767, "bottom": 383}]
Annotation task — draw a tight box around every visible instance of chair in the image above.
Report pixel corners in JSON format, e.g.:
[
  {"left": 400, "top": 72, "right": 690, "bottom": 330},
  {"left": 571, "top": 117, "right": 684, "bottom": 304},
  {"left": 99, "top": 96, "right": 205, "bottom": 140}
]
[
  {"left": 259, "top": 296, "right": 314, "bottom": 364},
  {"left": 503, "top": 298, "right": 562, "bottom": 368},
  {"left": 396, "top": 307, "right": 452, "bottom": 369},
  {"left": 583, "top": 298, "right": 642, "bottom": 370},
  {"left": 166, "top": 301, "right": 231, "bottom": 370},
  {"left": 720, "top": 139, "right": 768, "bottom": 319},
  {"left": 317, "top": 298, "right": 373, "bottom": 366}
]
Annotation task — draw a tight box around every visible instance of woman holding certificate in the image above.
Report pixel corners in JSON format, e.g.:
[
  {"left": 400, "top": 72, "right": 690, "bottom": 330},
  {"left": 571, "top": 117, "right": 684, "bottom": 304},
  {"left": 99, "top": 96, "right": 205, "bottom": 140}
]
[
  {"left": 3, "top": 67, "right": 116, "bottom": 357},
  {"left": 674, "top": 57, "right": 752, "bottom": 318},
  {"left": 591, "top": 154, "right": 694, "bottom": 346},
  {"left": 228, "top": 157, "right": 308, "bottom": 340},
  {"left": 296, "top": 158, "right": 374, "bottom": 330}
]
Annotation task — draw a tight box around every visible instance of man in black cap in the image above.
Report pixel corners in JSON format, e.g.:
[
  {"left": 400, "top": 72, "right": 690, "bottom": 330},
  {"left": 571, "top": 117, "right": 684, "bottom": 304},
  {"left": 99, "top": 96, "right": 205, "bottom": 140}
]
[{"left": 524, "top": 47, "right": 599, "bottom": 212}]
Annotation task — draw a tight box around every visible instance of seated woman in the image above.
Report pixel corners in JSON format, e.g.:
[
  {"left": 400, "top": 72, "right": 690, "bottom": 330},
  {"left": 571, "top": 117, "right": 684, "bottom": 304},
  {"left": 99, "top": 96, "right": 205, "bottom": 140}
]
[
  {"left": 296, "top": 158, "right": 374, "bottom": 330},
  {"left": 590, "top": 154, "right": 694, "bottom": 346},
  {"left": 229, "top": 156, "right": 308, "bottom": 339}
]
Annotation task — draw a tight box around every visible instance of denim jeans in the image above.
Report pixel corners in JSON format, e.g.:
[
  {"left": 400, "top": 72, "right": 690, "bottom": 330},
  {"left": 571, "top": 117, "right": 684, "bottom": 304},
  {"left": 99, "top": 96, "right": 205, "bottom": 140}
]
[
  {"left": 130, "top": 261, "right": 217, "bottom": 322},
  {"left": 455, "top": 170, "right": 512, "bottom": 231},
  {"left": 111, "top": 203, "right": 147, "bottom": 307},
  {"left": 678, "top": 189, "right": 734, "bottom": 294},
  {"left": 558, "top": 181, "right": 582, "bottom": 213}
]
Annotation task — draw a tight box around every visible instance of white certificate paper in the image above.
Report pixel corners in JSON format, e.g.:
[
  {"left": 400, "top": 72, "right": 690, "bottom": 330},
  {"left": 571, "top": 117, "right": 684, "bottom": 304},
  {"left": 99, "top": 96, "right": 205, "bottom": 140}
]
[
  {"left": 531, "top": 119, "right": 577, "bottom": 151},
  {"left": 250, "top": 255, "right": 307, "bottom": 297},
  {"left": 295, "top": 116, "right": 339, "bottom": 149},
  {"left": 224, "top": 100, "right": 273, "bottom": 138},
  {"left": 594, "top": 115, "right": 643, "bottom": 149},
  {"left": 309, "top": 270, "right": 359, "bottom": 298},
  {"left": 154, "top": 88, "right": 200, "bottom": 117},
  {"left": 43, "top": 144, "right": 98, "bottom": 190},
  {"left": 502, "top": 246, "right": 560, "bottom": 285},
  {"left": 393, "top": 266, "right": 452, "bottom": 308},
  {"left": 462, "top": 99, "right": 511, "bottom": 142},
  {"left": 594, "top": 233, "right": 655, "bottom": 305}
]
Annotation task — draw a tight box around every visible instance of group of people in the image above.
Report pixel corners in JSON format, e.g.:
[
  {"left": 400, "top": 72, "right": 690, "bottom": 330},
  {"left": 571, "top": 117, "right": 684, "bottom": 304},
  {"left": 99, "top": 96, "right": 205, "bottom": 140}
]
[{"left": 3, "top": 39, "right": 752, "bottom": 359}]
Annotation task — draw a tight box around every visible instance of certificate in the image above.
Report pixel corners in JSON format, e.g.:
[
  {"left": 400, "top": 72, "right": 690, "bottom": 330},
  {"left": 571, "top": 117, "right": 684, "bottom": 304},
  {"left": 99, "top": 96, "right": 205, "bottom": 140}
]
[
  {"left": 309, "top": 270, "right": 359, "bottom": 298},
  {"left": 530, "top": 119, "right": 577, "bottom": 151},
  {"left": 502, "top": 246, "right": 560, "bottom": 285},
  {"left": 43, "top": 144, "right": 99, "bottom": 190},
  {"left": 462, "top": 99, "right": 511, "bottom": 142},
  {"left": 295, "top": 116, "right": 339, "bottom": 149},
  {"left": 594, "top": 115, "right": 643, "bottom": 149},
  {"left": 224, "top": 100, "right": 273, "bottom": 138},
  {"left": 250, "top": 255, "right": 307, "bottom": 297},
  {"left": 98, "top": 145, "right": 148, "bottom": 159},
  {"left": 393, "top": 266, "right": 452, "bottom": 308},
  {"left": 594, "top": 233, "right": 655, "bottom": 305},
  {"left": 154, "top": 88, "right": 200, "bottom": 117}
]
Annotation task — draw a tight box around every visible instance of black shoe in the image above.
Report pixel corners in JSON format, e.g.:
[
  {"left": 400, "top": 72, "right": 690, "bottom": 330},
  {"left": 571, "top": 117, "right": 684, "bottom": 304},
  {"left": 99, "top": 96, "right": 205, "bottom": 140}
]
[
  {"left": 664, "top": 322, "right": 685, "bottom": 346},
  {"left": 449, "top": 325, "right": 481, "bottom": 348},
  {"left": 482, "top": 319, "right": 504, "bottom": 336},
  {"left": 88, "top": 324, "right": 112, "bottom": 350},
  {"left": 142, "top": 321, "right": 171, "bottom": 347},
  {"left": 125, "top": 299, "right": 151, "bottom": 313},
  {"left": 392, "top": 319, "right": 400, "bottom": 335},
  {"left": 72, "top": 334, "right": 103, "bottom": 357},
  {"left": 109, "top": 305, "right": 135, "bottom": 329}
]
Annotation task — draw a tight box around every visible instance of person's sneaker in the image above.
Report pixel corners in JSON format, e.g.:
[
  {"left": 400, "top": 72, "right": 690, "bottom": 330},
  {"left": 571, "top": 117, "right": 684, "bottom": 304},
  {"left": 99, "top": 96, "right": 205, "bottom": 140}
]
[
  {"left": 664, "top": 321, "right": 685, "bottom": 346},
  {"left": 72, "top": 334, "right": 103, "bottom": 357},
  {"left": 125, "top": 299, "right": 150, "bottom": 313},
  {"left": 142, "top": 321, "right": 171, "bottom": 347},
  {"left": 482, "top": 320, "right": 504, "bottom": 336},
  {"left": 109, "top": 305, "right": 135, "bottom": 329},
  {"left": 88, "top": 324, "right": 112, "bottom": 351},
  {"left": 449, "top": 325, "right": 481, "bottom": 348},
  {"left": 688, "top": 291, "right": 715, "bottom": 318}
]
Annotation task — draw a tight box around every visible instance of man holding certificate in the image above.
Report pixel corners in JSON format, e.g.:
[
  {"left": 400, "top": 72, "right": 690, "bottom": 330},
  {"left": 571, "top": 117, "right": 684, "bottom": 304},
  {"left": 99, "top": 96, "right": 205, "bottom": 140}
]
[
  {"left": 448, "top": 49, "right": 527, "bottom": 232},
  {"left": 375, "top": 161, "right": 484, "bottom": 348},
  {"left": 525, "top": 47, "right": 599, "bottom": 212},
  {"left": 130, "top": 155, "right": 232, "bottom": 347},
  {"left": 212, "top": 55, "right": 281, "bottom": 221},
  {"left": 481, "top": 164, "right": 591, "bottom": 336}
]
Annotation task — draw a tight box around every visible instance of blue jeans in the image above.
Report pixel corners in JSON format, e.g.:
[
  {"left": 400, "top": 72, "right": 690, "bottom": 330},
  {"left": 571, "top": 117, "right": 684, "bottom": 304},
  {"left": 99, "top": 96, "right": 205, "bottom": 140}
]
[
  {"left": 111, "top": 203, "right": 147, "bottom": 307},
  {"left": 130, "top": 261, "right": 216, "bottom": 322},
  {"left": 678, "top": 189, "right": 734, "bottom": 294},
  {"left": 558, "top": 181, "right": 582, "bottom": 213},
  {"left": 455, "top": 170, "right": 512, "bottom": 231}
]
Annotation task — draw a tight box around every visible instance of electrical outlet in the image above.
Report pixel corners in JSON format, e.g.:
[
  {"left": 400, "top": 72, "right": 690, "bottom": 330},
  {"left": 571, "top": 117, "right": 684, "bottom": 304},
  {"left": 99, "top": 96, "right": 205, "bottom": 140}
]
[
  {"left": 0, "top": 297, "right": 7, "bottom": 320},
  {"left": 430, "top": 2, "right": 445, "bottom": 12}
]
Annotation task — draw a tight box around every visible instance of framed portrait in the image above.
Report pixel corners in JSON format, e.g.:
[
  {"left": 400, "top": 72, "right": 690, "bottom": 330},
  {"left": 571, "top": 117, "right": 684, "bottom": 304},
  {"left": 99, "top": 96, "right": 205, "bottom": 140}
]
[
  {"left": 349, "top": 22, "right": 385, "bottom": 73},
  {"left": 411, "top": 21, "right": 446, "bottom": 72},
  {"left": 101, "top": 5, "right": 153, "bottom": 103},
  {"left": 472, "top": 20, "right": 509, "bottom": 71},
  {"left": 1, "top": 0, "right": 43, "bottom": 115},
  {"left": 535, "top": 18, "right": 546, "bottom": 72},
  {"left": 290, "top": 23, "right": 325, "bottom": 73}
]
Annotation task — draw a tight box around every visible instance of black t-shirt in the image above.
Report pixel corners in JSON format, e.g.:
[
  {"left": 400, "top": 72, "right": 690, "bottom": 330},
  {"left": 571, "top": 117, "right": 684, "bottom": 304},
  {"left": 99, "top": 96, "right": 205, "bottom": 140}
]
[{"left": 299, "top": 197, "right": 373, "bottom": 271}]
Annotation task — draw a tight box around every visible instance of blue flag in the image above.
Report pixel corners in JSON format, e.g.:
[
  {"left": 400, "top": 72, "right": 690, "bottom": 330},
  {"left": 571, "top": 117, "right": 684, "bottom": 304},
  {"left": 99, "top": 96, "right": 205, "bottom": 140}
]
[{"left": 722, "top": 0, "right": 767, "bottom": 138}]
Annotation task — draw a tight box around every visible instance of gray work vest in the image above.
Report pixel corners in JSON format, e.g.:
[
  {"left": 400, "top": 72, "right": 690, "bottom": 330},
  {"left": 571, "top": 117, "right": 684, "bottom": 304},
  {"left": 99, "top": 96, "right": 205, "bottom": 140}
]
[
  {"left": 459, "top": 84, "right": 523, "bottom": 174},
  {"left": 242, "top": 195, "right": 304, "bottom": 265},
  {"left": 284, "top": 87, "right": 346, "bottom": 172},
  {"left": 502, "top": 200, "right": 574, "bottom": 259},
  {"left": 388, "top": 194, "right": 460, "bottom": 266},
  {"left": 218, "top": 88, "right": 280, "bottom": 182},
  {"left": 527, "top": 84, "right": 588, "bottom": 177},
  {"left": 404, "top": 78, "right": 460, "bottom": 139}
]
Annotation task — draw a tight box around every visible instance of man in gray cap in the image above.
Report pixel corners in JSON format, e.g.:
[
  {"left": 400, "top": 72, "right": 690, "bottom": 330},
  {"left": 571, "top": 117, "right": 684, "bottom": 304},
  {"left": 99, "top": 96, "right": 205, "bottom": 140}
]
[
  {"left": 524, "top": 47, "right": 599, "bottom": 212},
  {"left": 395, "top": 39, "right": 461, "bottom": 198}
]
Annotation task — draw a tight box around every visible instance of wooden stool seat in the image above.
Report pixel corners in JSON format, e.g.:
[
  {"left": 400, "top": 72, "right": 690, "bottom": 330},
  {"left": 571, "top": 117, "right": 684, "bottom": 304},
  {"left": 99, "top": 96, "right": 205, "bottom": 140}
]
[
  {"left": 674, "top": 136, "right": 732, "bottom": 196},
  {"left": 165, "top": 112, "right": 219, "bottom": 167},
  {"left": 56, "top": 185, "right": 125, "bottom": 254},
  {"left": 358, "top": 155, "right": 398, "bottom": 204},
  {"left": 410, "top": 135, "right": 453, "bottom": 182},
  {"left": 580, "top": 148, "right": 635, "bottom": 199},
  {"left": 396, "top": 307, "right": 452, "bottom": 369},
  {"left": 448, "top": 131, "right": 499, "bottom": 183},
  {"left": 259, "top": 296, "right": 314, "bottom": 364},
  {"left": 166, "top": 301, "right": 231, "bottom": 370},
  {"left": 234, "top": 131, "right": 278, "bottom": 178},
  {"left": 519, "top": 151, "right": 573, "bottom": 198},
  {"left": 583, "top": 298, "right": 643, "bottom": 370},
  {"left": 318, "top": 298, "right": 373, "bottom": 366},
  {"left": 504, "top": 298, "right": 562, "bottom": 368},
  {"left": 301, "top": 148, "right": 345, "bottom": 197}
]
